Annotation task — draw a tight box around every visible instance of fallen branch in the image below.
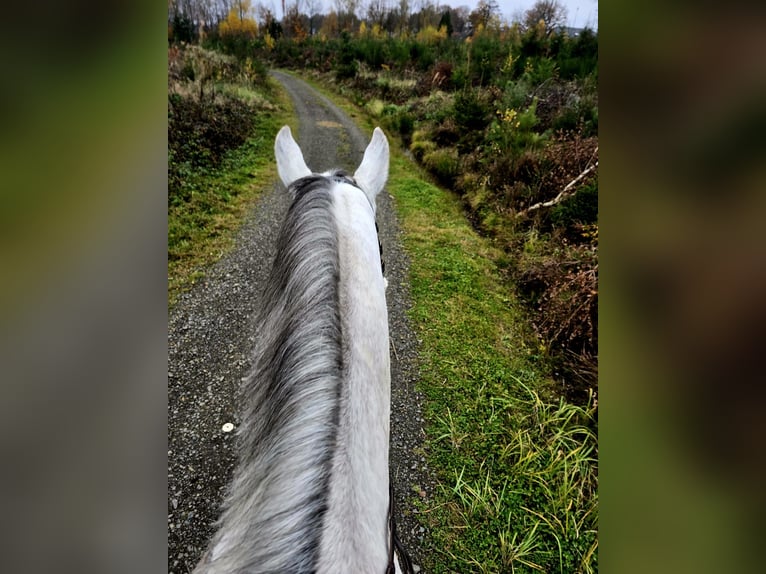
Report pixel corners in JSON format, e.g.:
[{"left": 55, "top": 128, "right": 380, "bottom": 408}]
[{"left": 521, "top": 149, "right": 598, "bottom": 215}]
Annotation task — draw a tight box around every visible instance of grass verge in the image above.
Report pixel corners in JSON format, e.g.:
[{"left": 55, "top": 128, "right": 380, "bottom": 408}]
[
  {"left": 390, "top": 154, "right": 598, "bottom": 574},
  {"left": 300, "top": 71, "right": 598, "bottom": 573},
  {"left": 168, "top": 79, "right": 294, "bottom": 306}
]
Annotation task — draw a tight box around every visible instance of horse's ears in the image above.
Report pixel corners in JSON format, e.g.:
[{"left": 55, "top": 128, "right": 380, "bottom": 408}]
[
  {"left": 274, "top": 126, "right": 311, "bottom": 190},
  {"left": 354, "top": 127, "right": 389, "bottom": 207}
]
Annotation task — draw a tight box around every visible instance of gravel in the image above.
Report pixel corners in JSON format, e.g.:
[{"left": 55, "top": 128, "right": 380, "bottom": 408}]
[{"left": 168, "top": 71, "right": 435, "bottom": 573}]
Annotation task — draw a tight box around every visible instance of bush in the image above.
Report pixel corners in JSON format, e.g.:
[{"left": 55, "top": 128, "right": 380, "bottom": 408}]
[
  {"left": 335, "top": 33, "right": 358, "bottom": 80},
  {"left": 168, "top": 92, "right": 257, "bottom": 205},
  {"left": 550, "top": 180, "right": 598, "bottom": 230},
  {"left": 430, "top": 61, "right": 454, "bottom": 90},
  {"left": 453, "top": 89, "right": 489, "bottom": 131},
  {"left": 515, "top": 238, "right": 598, "bottom": 398},
  {"left": 423, "top": 147, "right": 459, "bottom": 185},
  {"left": 377, "top": 104, "right": 414, "bottom": 143},
  {"left": 398, "top": 111, "right": 415, "bottom": 141},
  {"left": 453, "top": 89, "right": 491, "bottom": 152},
  {"left": 410, "top": 129, "right": 437, "bottom": 160},
  {"left": 170, "top": 13, "right": 198, "bottom": 44}
]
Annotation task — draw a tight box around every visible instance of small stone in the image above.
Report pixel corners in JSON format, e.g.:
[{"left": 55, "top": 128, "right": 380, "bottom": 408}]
[{"left": 222, "top": 423, "right": 235, "bottom": 433}]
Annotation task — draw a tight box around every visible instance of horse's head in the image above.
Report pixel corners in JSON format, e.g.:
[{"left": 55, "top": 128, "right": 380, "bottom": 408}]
[{"left": 274, "top": 125, "right": 389, "bottom": 212}]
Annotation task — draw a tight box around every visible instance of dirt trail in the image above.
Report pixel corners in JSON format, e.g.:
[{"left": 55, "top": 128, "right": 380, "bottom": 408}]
[{"left": 168, "top": 71, "right": 432, "bottom": 573}]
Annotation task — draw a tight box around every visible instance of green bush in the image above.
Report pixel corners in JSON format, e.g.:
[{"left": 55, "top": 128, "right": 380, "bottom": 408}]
[
  {"left": 378, "top": 104, "right": 415, "bottom": 143},
  {"left": 168, "top": 92, "right": 257, "bottom": 205},
  {"left": 423, "top": 147, "right": 459, "bottom": 185},
  {"left": 487, "top": 99, "right": 544, "bottom": 160},
  {"left": 335, "top": 33, "right": 358, "bottom": 80},
  {"left": 410, "top": 129, "right": 436, "bottom": 160},
  {"left": 524, "top": 56, "right": 558, "bottom": 85},
  {"left": 453, "top": 89, "right": 490, "bottom": 152},
  {"left": 550, "top": 180, "right": 598, "bottom": 230}
]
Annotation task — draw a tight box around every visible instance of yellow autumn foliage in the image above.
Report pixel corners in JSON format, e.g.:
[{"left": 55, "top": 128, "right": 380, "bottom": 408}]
[
  {"left": 219, "top": 1, "right": 258, "bottom": 39},
  {"left": 416, "top": 25, "right": 448, "bottom": 44}
]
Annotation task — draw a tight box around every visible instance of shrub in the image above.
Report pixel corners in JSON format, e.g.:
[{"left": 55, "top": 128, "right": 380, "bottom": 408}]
[
  {"left": 453, "top": 89, "right": 489, "bottom": 131},
  {"left": 515, "top": 238, "right": 598, "bottom": 398},
  {"left": 379, "top": 104, "right": 415, "bottom": 142},
  {"left": 523, "top": 56, "right": 558, "bottom": 85},
  {"left": 430, "top": 61, "right": 454, "bottom": 90},
  {"left": 170, "top": 13, "right": 198, "bottom": 44},
  {"left": 487, "top": 99, "right": 544, "bottom": 161},
  {"left": 453, "top": 89, "right": 491, "bottom": 152},
  {"left": 423, "top": 147, "right": 459, "bottom": 185},
  {"left": 366, "top": 99, "right": 386, "bottom": 117},
  {"left": 335, "top": 33, "right": 358, "bottom": 80},
  {"left": 550, "top": 180, "right": 598, "bottom": 231},
  {"left": 397, "top": 111, "right": 415, "bottom": 141},
  {"left": 431, "top": 116, "right": 460, "bottom": 146},
  {"left": 410, "top": 139, "right": 437, "bottom": 160},
  {"left": 168, "top": 92, "right": 257, "bottom": 205},
  {"left": 550, "top": 91, "right": 598, "bottom": 137}
]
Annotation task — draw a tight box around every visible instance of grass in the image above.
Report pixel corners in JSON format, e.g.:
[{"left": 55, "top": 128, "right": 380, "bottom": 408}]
[
  {"left": 389, "top": 154, "right": 598, "bottom": 574},
  {"left": 299, "top": 71, "right": 599, "bottom": 573},
  {"left": 167, "top": 80, "right": 294, "bottom": 305}
]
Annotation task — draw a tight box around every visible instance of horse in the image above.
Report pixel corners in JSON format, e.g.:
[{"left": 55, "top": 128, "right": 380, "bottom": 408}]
[{"left": 193, "top": 126, "right": 414, "bottom": 574}]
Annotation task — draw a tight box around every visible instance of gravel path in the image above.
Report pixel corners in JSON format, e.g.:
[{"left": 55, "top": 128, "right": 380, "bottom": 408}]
[{"left": 168, "top": 71, "right": 433, "bottom": 573}]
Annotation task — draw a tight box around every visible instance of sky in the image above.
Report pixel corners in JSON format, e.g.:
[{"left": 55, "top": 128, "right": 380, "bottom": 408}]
[
  {"left": 430, "top": 1, "right": 598, "bottom": 30},
  {"left": 490, "top": 0, "right": 598, "bottom": 30},
  {"left": 271, "top": 1, "right": 598, "bottom": 31}
]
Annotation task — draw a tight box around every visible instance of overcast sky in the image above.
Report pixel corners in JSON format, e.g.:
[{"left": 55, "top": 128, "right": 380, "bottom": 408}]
[
  {"left": 486, "top": 0, "right": 598, "bottom": 30},
  {"left": 270, "top": 1, "right": 598, "bottom": 31}
]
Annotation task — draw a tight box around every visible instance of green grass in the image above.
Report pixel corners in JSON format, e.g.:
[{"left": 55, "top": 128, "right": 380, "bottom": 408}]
[
  {"left": 298, "top": 71, "right": 598, "bottom": 573},
  {"left": 168, "top": 81, "right": 294, "bottom": 305},
  {"left": 389, "top": 155, "right": 598, "bottom": 574}
]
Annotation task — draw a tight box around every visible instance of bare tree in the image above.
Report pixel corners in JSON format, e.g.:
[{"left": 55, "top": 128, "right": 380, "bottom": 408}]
[
  {"left": 411, "top": 0, "right": 440, "bottom": 32},
  {"left": 523, "top": 0, "right": 567, "bottom": 35},
  {"left": 305, "top": 0, "right": 322, "bottom": 34},
  {"left": 468, "top": 0, "right": 498, "bottom": 31},
  {"left": 365, "top": 0, "right": 388, "bottom": 28},
  {"left": 397, "top": 0, "right": 410, "bottom": 35},
  {"left": 334, "top": 0, "right": 360, "bottom": 30},
  {"left": 449, "top": 5, "right": 470, "bottom": 36}
]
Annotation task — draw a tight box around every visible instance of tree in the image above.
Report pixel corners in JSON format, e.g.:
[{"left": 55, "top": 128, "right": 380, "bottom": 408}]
[
  {"left": 438, "top": 10, "right": 453, "bottom": 37},
  {"left": 365, "top": 0, "right": 388, "bottom": 28},
  {"left": 305, "top": 0, "right": 322, "bottom": 34},
  {"left": 449, "top": 6, "right": 470, "bottom": 36},
  {"left": 469, "top": 0, "right": 499, "bottom": 31},
  {"left": 320, "top": 10, "right": 340, "bottom": 37},
  {"left": 171, "top": 11, "right": 198, "bottom": 43},
  {"left": 334, "top": 0, "right": 360, "bottom": 31},
  {"left": 219, "top": 0, "right": 258, "bottom": 38},
  {"left": 523, "top": 0, "right": 567, "bottom": 36},
  {"left": 284, "top": 4, "right": 309, "bottom": 40},
  {"left": 396, "top": 0, "right": 410, "bottom": 36}
]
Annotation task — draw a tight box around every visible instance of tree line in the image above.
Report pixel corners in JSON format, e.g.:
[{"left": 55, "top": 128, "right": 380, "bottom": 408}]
[{"left": 169, "top": 0, "right": 575, "bottom": 44}]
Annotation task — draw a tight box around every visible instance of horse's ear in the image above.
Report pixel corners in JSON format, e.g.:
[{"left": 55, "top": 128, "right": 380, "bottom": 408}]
[
  {"left": 354, "top": 127, "right": 389, "bottom": 207},
  {"left": 275, "top": 126, "right": 311, "bottom": 189}
]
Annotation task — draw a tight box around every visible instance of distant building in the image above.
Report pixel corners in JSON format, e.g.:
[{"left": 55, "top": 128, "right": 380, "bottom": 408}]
[{"left": 559, "top": 26, "right": 584, "bottom": 37}]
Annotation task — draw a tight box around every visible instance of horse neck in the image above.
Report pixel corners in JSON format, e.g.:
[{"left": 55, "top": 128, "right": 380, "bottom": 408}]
[
  {"left": 196, "top": 179, "right": 391, "bottom": 574},
  {"left": 316, "top": 182, "right": 392, "bottom": 573}
]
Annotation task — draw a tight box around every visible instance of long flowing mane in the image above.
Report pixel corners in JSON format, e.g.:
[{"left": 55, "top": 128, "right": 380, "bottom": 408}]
[
  {"left": 205, "top": 175, "right": 344, "bottom": 572},
  {"left": 194, "top": 127, "right": 410, "bottom": 574}
]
